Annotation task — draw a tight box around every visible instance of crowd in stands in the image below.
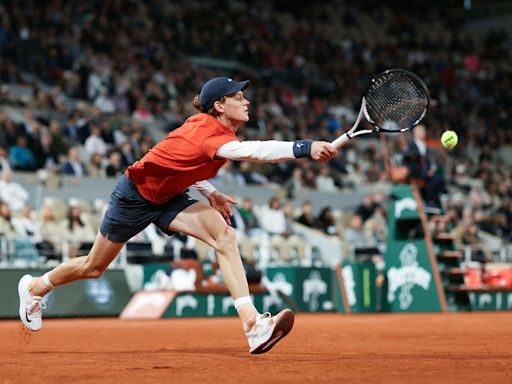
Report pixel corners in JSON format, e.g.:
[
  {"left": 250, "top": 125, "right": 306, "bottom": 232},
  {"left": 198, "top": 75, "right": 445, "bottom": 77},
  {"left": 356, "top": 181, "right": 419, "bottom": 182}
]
[{"left": 0, "top": 1, "right": 510, "bottom": 265}]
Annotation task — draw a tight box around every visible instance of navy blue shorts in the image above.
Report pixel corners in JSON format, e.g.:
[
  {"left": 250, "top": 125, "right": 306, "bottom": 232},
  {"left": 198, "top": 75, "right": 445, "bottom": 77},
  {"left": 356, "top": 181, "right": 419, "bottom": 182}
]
[{"left": 99, "top": 175, "right": 198, "bottom": 243}]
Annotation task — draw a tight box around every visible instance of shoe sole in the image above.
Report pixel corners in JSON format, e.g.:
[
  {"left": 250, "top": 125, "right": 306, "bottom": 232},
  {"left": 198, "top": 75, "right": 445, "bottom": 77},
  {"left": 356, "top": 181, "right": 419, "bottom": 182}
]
[
  {"left": 18, "top": 274, "right": 40, "bottom": 332},
  {"left": 250, "top": 309, "right": 294, "bottom": 354}
]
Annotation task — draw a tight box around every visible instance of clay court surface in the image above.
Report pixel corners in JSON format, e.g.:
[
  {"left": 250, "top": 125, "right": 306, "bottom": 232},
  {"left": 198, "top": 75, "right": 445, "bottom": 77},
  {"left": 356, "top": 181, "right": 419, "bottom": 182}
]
[{"left": 1, "top": 312, "right": 512, "bottom": 383}]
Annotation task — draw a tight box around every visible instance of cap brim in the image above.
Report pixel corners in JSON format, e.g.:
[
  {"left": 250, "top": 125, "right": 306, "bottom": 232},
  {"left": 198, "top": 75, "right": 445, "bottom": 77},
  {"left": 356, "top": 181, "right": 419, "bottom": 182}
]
[{"left": 226, "top": 80, "right": 250, "bottom": 95}]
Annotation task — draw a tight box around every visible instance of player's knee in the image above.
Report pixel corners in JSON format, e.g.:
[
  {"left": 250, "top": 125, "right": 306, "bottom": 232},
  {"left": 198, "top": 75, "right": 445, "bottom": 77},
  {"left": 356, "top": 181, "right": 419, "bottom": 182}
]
[{"left": 214, "top": 225, "right": 237, "bottom": 252}]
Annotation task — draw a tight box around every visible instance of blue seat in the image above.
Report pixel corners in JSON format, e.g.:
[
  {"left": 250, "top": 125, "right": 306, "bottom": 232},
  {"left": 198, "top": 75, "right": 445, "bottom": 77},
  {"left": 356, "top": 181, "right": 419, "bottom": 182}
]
[{"left": 13, "top": 238, "right": 40, "bottom": 263}]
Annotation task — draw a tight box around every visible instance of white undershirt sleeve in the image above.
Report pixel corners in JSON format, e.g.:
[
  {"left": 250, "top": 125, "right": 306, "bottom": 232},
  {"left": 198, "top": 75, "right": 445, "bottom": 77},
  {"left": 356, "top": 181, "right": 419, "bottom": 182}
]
[
  {"left": 190, "top": 179, "right": 217, "bottom": 198},
  {"left": 216, "top": 140, "right": 295, "bottom": 163}
]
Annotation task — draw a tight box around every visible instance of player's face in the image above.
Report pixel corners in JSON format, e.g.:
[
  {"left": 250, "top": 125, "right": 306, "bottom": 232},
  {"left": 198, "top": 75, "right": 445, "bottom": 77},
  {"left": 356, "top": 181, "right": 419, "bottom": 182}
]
[{"left": 222, "top": 91, "right": 250, "bottom": 123}]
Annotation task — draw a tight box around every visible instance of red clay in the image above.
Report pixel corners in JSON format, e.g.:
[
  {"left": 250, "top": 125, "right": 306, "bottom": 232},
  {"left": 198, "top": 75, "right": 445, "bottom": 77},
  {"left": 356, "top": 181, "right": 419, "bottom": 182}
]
[{"left": 1, "top": 312, "right": 512, "bottom": 383}]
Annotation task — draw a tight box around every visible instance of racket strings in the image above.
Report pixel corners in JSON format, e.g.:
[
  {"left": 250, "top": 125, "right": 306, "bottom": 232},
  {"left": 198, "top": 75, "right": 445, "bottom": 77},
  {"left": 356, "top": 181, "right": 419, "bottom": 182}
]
[{"left": 365, "top": 72, "right": 428, "bottom": 131}]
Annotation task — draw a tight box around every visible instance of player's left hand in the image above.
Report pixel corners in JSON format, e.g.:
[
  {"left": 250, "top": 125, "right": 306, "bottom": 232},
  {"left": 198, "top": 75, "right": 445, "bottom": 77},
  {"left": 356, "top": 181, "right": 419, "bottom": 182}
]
[{"left": 208, "top": 191, "right": 238, "bottom": 225}]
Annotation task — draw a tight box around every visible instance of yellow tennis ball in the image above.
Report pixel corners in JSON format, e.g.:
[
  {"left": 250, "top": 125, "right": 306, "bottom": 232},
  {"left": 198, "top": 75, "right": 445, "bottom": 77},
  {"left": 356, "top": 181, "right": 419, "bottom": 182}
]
[{"left": 441, "top": 130, "right": 458, "bottom": 149}]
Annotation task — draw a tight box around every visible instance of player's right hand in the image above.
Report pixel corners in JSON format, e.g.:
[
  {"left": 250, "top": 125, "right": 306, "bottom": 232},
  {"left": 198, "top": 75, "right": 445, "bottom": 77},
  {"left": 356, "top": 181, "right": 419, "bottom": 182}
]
[{"left": 310, "top": 141, "right": 337, "bottom": 161}]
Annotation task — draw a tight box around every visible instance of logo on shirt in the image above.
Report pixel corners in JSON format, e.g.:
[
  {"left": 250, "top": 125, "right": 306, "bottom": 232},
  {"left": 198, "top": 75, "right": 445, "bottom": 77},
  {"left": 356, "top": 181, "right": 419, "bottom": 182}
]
[{"left": 296, "top": 144, "right": 304, "bottom": 148}]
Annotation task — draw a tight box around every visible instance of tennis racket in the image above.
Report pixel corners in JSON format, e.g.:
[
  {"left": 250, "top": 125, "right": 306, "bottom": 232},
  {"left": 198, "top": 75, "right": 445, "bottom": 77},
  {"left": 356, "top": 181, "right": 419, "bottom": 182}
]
[{"left": 331, "top": 68, "right": 430, "bottom": 149}]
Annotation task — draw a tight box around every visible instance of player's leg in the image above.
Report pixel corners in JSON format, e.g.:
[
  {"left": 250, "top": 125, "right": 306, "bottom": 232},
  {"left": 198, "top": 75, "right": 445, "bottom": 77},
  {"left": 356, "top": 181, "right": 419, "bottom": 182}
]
[
  {"left": 28, "top": 232, "right": 125, "bottom": 296},
  {"left": 168, "top": 202, "right": 257, "bottom": 322},
  {"left": 18, "top": 232, "right": 124, "bottom": 331},
  {"left": 168, "top": 202, "right": 294, "bottom": 354},
  {"left": 18, "top": 174, "right": 147, "bottom": 331}
]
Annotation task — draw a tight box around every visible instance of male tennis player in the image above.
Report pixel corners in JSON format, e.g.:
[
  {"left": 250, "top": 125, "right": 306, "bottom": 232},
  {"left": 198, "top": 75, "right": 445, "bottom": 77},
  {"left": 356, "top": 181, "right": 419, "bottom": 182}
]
[{"left": 18, "top": 77, "right": 337, "bottom": 354}]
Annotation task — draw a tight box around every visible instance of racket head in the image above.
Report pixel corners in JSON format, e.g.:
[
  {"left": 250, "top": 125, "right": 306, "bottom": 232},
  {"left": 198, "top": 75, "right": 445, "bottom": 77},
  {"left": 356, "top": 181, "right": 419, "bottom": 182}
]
[{"left": 363, "top": 68, "right": 430, "bottom": 133}]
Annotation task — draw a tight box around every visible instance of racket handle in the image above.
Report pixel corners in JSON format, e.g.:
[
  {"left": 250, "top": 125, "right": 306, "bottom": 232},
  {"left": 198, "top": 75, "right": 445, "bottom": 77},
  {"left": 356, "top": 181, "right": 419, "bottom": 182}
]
[{"left": 331, "top": 133, "right": 351, "bottom": 149}]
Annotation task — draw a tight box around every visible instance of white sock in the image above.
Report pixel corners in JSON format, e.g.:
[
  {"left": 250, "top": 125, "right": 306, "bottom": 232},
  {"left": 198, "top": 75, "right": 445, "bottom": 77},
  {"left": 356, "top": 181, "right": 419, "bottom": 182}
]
[
  {"left": 234, "top": 296, "right": 255, "bottom": 312},
  {"left": 42, "top": 272, "right": 54, "bottom": 290}
]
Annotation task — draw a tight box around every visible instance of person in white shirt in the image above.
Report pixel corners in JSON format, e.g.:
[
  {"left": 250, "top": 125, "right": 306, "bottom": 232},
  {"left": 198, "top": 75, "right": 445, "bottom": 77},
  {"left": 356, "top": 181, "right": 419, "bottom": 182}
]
[
  {"left": 84, "top": 124, "right": 108, "bottom": 156},
  {"left": 316, "top": 164, "right": 338, "bottom": 192},
  {"left": 0, "top": 169, "right": 30, "bottom": 212},
  {"left": 258, "top": 197, "right": 305, "bottom": 264},
  {"left": 12, "top": 206, "right": 42, "bottom": 243},
  {"left": 94, "top": 88, "right": 116, "bottom": 114}
]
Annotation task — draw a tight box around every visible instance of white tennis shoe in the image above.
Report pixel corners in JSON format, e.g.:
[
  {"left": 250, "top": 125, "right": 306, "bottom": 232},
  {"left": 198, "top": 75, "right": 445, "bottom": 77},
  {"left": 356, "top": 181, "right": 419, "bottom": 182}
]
[
  {"left": 18, "top": 274, "right": 45, "bottom": 331},
  {"left": 245, "top": 309, "right": 294, "bottom": 354}
]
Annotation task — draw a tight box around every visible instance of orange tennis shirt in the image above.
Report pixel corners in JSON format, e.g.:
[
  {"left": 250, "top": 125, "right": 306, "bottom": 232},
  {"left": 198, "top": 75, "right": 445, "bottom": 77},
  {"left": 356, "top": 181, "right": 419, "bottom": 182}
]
[{"left": 126, "top": 113, "right": 238, "bottom": 204}]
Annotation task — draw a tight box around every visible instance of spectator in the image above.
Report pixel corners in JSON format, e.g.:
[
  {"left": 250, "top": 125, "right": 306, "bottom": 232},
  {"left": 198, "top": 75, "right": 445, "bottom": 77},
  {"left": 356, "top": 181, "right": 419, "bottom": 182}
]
[
  {"left": 316, "top": 164, "right": 338, "bottom": 192},
  {"left": 286, "top": 167, "right": 304, "bottom": 198},
  {"left": 454, "top": 222, "right": 492, "bottom": 263},
  {"left": 12, "top": 206, "right": 42, "bottom": 243},
  {"left": 0, "top": 146, "right": 10, "bottom": 171},
  {"left": 113, "top": 123, "right": 131, "bottom": 146},
  {"left": 132, "top": 99, "right": 154, "bottom": 123},
  {"left": 259, "top": 197, "right": 287, "bottom": 238},
  {"left": 403, "top": 124, "right": 446, "bottom": 208},
  {"left": 355, "top": 194, "right": 377, "bottom": 223},
  {"left": 344, "top": 214, "right": 370, "bottom": 248},
  {"left": 282, "top": 201, "right": 308, "bottom": 264},
  {"left": 120, "top": 142, "right": 136, "bottom": 167},
  {"left": 0, "top": 201, "right": 16, "bottom": 238},
  {"left": 343, "top": 163, "right": 367, "bottom": 188},
  {"left": 363, "top": 205, "right": 388, "bottom": 245},
  {"left": 303, "top": 168, "right": 317, "bottom": 190},
  {"left": 0, "top": 169, "right": 30, "bottom": 212},
  {"left": 238, "top": 161, "right": 268, "bottom": 185},
  {"left": 84, "top": 124, "right": 108, "bottom": 156},
  {"left": 94, "top": 88, "right": 115, "bottom": 114},
  {"left": 235, "top": 196, "right": 269, "bottom": 266},
  {"left": 9, "top": 135, "right": 37, "bottom": 171},
  {"left": 48, "top": 120, "right": 69, "bottom": 158},
  {"left": 37, "top": 202, "right": 65, "bottom": 260},
  {"left": 61, "top": 146, "right": 87, "bottom": 177},
  {"left": 2, "top": 118, "right": 21, "bottom": 147},
  {"left": 237, "top": 197, "right": 263, "bottom": 237},
  {"left": 61, "top": 205, "right": 96, "bottom": 259},
  {"left": 86, "top": 153, "right": 106, "bottom": 178},
  {"left": 297, "top": 200, "right": 317, "bottom": 229},
  {"left": 35, "top": 130, "right": 60, "bottom": 171},
  {"left": 62, "top": 111, "right": 89, "bottom": 144},
  {"left": 316, "top": 206, "right": 338, "bottom": 236},
  {"left": 105, "top": 151, "right": 124, "bottom": 178},
  {"left": 259, "top": 197, "right": 305, "bottom": 264},
  {"left": 213, "top": 160, "right": 245, "bottom": 186}
]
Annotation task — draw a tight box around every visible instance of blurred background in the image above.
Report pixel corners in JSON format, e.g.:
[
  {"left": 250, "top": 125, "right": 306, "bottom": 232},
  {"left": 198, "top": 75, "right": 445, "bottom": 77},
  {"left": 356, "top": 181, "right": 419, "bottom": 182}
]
[{"left": 0, "top": 0, "right": 511, "bottom": 316}]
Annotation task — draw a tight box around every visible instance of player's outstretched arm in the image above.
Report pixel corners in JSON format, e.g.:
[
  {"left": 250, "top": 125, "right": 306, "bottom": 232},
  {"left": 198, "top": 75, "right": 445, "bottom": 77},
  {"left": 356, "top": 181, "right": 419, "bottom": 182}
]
[{"left": 216, "top": 140, "right": 337, "bottom": 163}]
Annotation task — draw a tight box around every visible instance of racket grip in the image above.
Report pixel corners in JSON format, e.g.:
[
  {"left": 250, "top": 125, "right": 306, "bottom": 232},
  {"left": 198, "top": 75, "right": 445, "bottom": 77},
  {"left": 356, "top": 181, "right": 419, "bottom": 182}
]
[{"left": 331, "top": 133, "right": 351, "bottom": 149}]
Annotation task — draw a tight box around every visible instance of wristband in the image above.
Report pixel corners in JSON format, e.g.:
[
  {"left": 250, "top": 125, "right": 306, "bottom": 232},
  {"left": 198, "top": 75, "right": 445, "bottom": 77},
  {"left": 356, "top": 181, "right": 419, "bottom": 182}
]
[{"left": 293, "top": 140, "right": 313, "bottom": 158}]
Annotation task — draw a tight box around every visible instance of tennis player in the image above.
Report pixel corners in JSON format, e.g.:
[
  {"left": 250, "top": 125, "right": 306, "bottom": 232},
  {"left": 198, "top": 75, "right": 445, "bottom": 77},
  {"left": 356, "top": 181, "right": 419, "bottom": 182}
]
[{"left": 18, "top": 77, "right": 337, "bottom": 354}]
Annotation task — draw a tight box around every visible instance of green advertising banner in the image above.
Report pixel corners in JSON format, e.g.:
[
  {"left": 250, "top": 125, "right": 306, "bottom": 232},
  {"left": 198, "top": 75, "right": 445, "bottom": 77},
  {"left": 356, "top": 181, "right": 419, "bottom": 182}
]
[
  {"left": 468, "top": 291, "right": 512, "bottom": 311},
  {"left": 339, "top": 261, "right": 377, "bottom": 313},
  {"left": 264, "top": 267, "right": 335, "bottom": 312},
  {"left": 162, "top": 291, "right": 287, "bottom": 318},
  {"left": 384, "top": 185, "right": 443, "bottom": 312},
  {"left": 0, "top": 269, "right": 132, "bottom": 318}
]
